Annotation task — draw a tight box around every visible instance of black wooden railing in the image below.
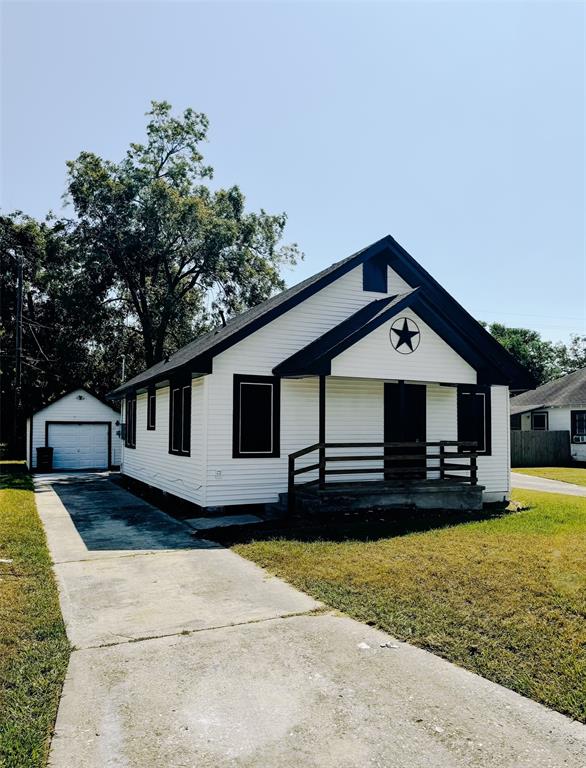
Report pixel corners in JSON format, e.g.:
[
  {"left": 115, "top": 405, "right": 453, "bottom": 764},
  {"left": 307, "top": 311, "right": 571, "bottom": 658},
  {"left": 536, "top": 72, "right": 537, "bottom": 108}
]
[{"left": 287, "top": 441, "right": 478, "bottom": 514}]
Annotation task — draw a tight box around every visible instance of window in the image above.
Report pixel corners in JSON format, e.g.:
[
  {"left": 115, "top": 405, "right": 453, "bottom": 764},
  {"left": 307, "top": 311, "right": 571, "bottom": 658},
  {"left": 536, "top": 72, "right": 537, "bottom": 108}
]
[
  {"left": 362, "top": 253, "right": 388, "bottom": 293},
  {"left": 531, "top": 411, "right": 548, "bottom": 431},
  {"left": 510, "top": 414, "right": 522, "bottom": 430},
  {"left": 125, "top": 395, "right": 136, "bottom": 449},
  {"left": 147, "top": 387, "right": 156, "bottom": 430},
  {"left": 457, "top": 385, "right": 491, "bottom": 455},
  {"left": 233, "top": 374, "right": 280, "bottom": 458},
  {"left": 571, "top": 411, "right": 586, "bottom": 441},
  {"left": 169, "top": 376, "right": 191, "bottom": 456}
]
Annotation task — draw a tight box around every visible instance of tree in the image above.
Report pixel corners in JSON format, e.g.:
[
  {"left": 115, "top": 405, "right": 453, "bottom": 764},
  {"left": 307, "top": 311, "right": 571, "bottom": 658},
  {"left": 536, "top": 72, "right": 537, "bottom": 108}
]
[
  {"left": 65, "top": 101, "right": 301, "bottom": 370},
  {"left": 0, "top": 214, "right": 144, "bottom": 454},
  {"left": 483, "top": 322, "right": 586, "bottom": 386}
]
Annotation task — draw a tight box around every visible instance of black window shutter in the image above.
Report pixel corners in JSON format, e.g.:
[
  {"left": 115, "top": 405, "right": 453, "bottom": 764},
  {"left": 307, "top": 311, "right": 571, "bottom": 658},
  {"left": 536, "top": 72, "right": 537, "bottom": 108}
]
[
  {"left": 233, "top": 375, "right": 280, "bottom": 458},
  {"left": 182, "top": 385, "right": 191, "bottom": 454},
  {"left": 147, "top": 387, "right": 156, "bottom": 430},
  {"left": 457, "top": 386, "right": 491, "bottom": 455}
]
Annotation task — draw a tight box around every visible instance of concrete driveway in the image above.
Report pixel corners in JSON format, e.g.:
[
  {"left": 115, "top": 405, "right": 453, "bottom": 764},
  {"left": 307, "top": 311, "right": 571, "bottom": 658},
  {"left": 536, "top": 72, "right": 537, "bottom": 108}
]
[
  {"left": 37, "top": 473, "right": 586, "bottom": 768},
  {"left": 511, "top": 471, "right": 586, "bottom": 496}
]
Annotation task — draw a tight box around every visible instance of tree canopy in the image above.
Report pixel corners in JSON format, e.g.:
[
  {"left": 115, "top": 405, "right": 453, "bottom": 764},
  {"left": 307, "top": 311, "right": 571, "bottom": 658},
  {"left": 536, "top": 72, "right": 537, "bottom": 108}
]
[
  {"left": 65, "top": 101, "right": 300, "bottom": 367},
  {"left": 483, "top": 322, "right": 586, "bottom": 386},
  {"left": 0, "top": 102, "right": 300, "bottom": 454}
]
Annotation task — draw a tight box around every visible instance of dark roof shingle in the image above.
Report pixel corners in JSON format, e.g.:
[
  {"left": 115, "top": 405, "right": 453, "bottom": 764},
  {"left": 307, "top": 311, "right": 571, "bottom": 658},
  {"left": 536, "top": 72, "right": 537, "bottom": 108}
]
[{"left": 510, "top": 368, "right": 586, "bottom": 411}]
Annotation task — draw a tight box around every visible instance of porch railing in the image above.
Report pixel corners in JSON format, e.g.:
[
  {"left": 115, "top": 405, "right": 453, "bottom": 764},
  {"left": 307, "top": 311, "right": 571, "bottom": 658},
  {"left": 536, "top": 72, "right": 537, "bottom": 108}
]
[{"left": 287, "top": 441, "right": 478, "bottom": 514}]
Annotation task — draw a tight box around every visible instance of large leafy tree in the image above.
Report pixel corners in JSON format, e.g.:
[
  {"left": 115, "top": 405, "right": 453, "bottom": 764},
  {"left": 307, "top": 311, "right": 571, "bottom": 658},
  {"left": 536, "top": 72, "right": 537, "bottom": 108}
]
[
  {"left": 65, "top": 101, "right": 301, "bottom": 369},
  {"left": 483, "top": 322, "right": 584, "bottom": 386},
  {"left": 1, "top": 102, "right": 300, "bottom": 455},
  {"left": 0, "top": 214, "right": 144, "bottom": 453}
]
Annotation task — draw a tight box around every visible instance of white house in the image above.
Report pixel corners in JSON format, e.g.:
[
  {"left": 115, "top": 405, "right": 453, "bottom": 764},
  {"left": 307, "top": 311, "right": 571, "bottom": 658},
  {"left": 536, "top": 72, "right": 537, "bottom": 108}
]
[
  {"left": 108, "top": 236, "right": 532, "bottom": 512},
  {"left": 510, "top": 368, "right": 586, "bottom": 461},
  {"left": 27, "top": 388, "right": 122, "bottom": 470}
]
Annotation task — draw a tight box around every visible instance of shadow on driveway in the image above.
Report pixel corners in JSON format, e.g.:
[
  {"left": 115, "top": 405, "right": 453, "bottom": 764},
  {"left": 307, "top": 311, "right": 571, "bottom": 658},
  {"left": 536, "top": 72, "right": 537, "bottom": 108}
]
[{"left": 38, "top": 472, "right": 218, "bottom": 551}]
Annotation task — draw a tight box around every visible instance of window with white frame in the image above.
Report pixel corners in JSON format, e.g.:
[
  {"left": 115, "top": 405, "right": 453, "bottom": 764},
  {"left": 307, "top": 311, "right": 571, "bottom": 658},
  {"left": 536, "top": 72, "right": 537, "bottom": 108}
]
[{"left": 531, "top": 411, "right": 548, "bottom": 431}]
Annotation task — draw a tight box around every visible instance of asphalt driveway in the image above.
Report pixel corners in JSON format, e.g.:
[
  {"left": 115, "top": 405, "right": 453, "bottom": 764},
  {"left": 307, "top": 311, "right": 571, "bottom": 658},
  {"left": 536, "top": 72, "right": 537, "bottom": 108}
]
[{"left": 36, "top": 473, "right": 586, "bottom": 768}]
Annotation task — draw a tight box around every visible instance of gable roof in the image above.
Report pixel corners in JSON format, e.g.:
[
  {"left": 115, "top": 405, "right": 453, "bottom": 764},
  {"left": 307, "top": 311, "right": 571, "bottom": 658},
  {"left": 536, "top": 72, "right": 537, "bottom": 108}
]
[
  {"left": 108, "top": 235, "right": 535, "bottom": 398},
  {"left": 274, "top": 287, "right": 517, "bottom": 383},
  {"left": 273, "top": 290, "right": 418, "bottom": 376},
  {"left": 30, "top": 387, "right": 120, "bottom": 417},
  {"left": 510, "top": 368, "right": 586, "bottom": 415}
]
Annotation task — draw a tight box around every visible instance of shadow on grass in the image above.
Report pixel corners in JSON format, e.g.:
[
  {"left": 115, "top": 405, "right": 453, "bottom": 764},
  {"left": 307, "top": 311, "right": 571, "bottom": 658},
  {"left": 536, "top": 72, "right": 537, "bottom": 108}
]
[{"left": 208, "top": 504, "right": 514, "bottom": 546}]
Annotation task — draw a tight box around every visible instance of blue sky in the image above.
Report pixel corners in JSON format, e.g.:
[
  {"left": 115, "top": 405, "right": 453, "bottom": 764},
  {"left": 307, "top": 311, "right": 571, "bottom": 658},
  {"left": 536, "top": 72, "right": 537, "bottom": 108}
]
[{"left": 2, "top": 1, "right": 585, "bottom": 343}]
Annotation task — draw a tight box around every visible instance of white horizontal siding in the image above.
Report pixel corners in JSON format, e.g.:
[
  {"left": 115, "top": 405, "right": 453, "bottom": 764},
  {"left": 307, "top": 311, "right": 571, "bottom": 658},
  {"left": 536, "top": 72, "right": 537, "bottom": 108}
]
[
  {"left": 30, "top": 389, "right": 121, "bottom": 469},
  {"left": 331, "top": 308, "right": 476, "bottom": 384},
  {"left": 115, "top": 261, "right": 510, "bottom": 506},
  {"left": 478, "top": 385, "right": 510, "bottom": 501},
  {"left": 121, "top": 380, "right": 206, "bottom": 506}
]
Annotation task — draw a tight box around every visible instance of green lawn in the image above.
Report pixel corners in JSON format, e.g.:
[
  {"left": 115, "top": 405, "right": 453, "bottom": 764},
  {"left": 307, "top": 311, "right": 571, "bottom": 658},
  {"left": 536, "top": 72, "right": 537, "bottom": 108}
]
[
  {"left": 235, "top": 490, "right": 586, "bottom": 721},
  {"left": 0, "top": 474, "right": 70, "bottom": 768},
  {"left": 514, "top": 466, "right": 586, "bottom": 487}
]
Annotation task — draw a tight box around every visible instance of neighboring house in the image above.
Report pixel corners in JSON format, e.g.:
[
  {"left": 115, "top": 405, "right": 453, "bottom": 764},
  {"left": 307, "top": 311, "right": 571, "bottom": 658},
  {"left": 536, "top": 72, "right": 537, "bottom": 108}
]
[
  {"left": 27, "top": 388, "right": 122, "bottom": 471},
  {"left": 510, "top": 368, "right": 586, "bottom": 461},
  {"left": 108, "top": 235, "right": 532, "bottom": 511}
]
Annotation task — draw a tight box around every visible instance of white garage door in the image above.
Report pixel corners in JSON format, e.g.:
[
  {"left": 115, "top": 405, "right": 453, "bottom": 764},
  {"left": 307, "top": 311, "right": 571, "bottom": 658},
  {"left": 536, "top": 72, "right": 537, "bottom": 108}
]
[{"left": 47, "top": 423, "right": 109, "bottom": 469}]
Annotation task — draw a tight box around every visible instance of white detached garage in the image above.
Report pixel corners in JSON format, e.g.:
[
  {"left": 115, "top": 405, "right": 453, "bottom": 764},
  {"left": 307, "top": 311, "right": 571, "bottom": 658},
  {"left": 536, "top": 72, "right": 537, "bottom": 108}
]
[{"left": 27, "top": 388, "right": 122, "bottom": 471}]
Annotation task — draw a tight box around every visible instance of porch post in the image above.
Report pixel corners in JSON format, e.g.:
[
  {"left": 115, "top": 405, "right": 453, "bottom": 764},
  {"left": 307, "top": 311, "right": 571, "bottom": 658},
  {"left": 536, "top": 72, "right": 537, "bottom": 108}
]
[{"left": 318, "top": 374, "right": 326, "bottom": 489}]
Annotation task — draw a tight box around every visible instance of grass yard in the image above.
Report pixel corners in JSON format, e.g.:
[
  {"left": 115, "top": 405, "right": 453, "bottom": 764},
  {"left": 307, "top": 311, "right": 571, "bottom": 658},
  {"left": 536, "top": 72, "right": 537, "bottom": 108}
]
[
  {"left": 235, "top": 490, "right": 586, "bottom": 722},
  {"left": 514, "top": 466, "right": 586, "bottom": 487},
  {"left": 0, "top": 474, "right": 70, "bottom": 768}
]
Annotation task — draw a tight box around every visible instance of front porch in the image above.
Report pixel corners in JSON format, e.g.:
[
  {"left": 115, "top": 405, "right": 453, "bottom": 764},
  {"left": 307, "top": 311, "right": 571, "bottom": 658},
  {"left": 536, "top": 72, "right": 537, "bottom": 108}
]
[
  {"left": 287, "top": 439, "right": 483, "bottom": 513},
  {"left": 284, "top": 373, "right": 485, "bottom": 513}
]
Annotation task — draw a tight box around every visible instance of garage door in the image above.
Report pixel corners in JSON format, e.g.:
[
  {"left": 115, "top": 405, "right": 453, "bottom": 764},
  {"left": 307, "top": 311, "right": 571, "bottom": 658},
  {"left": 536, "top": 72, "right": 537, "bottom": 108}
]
[{"left": 47, "top": 423, "right": 109, "bottom": 470}]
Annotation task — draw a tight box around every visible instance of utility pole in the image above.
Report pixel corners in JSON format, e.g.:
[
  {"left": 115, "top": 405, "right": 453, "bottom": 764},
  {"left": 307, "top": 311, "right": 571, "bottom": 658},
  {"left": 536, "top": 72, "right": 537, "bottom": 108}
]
[
  {"left": 15, "top": 252, "right": 23, "bottom": 402},
  {"left": 14, "top": 251, "right": 24, "bottom": 455},
  {"left": 120, "top": 354, "right": 126, "bottom": 383}
]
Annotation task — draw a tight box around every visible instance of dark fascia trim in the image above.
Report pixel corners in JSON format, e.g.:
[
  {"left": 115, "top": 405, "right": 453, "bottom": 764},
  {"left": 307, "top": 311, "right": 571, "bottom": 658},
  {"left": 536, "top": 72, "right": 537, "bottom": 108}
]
[
  {"left": 383, "top": 237, "right": 536, "bottom": 390},
  {"left": 108, "top": 361, "right": 212, "bottom": 401},
  {"left": 274, "top": 292, "right": 418, "bottom": 377},
  {"left": 107, "top": 238, "right": 395, "bottom": 399},
  {"left": 108, "top": 234, "right": 535, "bottom": 396},
  {"left": 275, "top": 290, "right": 510, "bottom": 384}
]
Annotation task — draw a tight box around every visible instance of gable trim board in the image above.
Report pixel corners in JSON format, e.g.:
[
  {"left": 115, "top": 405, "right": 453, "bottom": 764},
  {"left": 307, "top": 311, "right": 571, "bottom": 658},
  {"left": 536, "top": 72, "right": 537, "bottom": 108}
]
[
  {"left": 108, "top": 235, "right": 534, "bottom": 400},
  {"left": 273, "top": 289, "right": 502, "bottom": 382}
]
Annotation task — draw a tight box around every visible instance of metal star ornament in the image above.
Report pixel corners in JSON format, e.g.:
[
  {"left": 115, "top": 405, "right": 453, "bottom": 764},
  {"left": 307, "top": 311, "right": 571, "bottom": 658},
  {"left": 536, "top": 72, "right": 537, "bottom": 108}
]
[{"left": 390, "top": 317, "right": 421, "bottom": 354}]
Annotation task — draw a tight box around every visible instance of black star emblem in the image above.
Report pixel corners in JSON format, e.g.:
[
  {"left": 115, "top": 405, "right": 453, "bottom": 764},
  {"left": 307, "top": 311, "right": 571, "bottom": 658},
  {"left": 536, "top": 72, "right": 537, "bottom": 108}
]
[{"left": 391, "top": 318, "right": 420, "bottom": 352}]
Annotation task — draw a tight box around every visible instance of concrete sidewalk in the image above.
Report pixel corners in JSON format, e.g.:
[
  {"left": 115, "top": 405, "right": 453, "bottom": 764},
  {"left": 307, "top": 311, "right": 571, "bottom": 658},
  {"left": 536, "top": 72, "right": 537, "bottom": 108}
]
[
  {"left": 511, "top": 471, "right": 586, "bottom": 496},
  {"left": 37, "top": 473, "right": 586, "bottom": 768}
]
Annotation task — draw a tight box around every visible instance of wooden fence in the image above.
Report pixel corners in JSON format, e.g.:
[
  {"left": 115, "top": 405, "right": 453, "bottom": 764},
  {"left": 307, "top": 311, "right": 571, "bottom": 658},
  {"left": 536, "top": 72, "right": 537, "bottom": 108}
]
[{"left": 511, "top": 430, "right": 570, "bottom": 467}]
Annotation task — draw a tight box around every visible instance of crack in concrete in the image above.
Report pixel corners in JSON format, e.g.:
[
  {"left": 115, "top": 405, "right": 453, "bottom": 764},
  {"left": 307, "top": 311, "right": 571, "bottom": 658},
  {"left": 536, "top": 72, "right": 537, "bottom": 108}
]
[
  {"left": 52, "top": 547, "right": 216, "bottom": 566},
  {"left": 72, "top": 607, "right": 331, "bottom": 653}
]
